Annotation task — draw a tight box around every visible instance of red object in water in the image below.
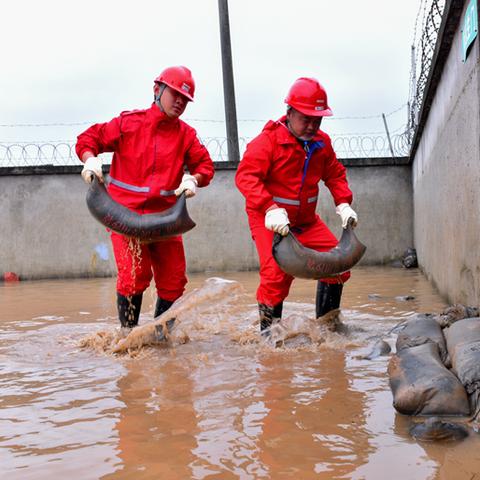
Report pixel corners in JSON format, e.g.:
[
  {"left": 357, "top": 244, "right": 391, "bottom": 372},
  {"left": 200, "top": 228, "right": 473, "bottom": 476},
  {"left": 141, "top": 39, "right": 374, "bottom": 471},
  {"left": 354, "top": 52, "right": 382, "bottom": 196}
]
[{"left": 4, "top": 272, "right": 20, "bottom": 282}]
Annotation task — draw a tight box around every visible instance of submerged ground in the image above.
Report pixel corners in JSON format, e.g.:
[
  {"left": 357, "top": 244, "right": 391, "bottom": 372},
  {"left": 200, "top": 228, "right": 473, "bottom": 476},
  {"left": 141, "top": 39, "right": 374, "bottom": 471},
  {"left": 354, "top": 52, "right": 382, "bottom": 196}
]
[{"left": 1, "top": 267, "right": 480, "bottom": 479}]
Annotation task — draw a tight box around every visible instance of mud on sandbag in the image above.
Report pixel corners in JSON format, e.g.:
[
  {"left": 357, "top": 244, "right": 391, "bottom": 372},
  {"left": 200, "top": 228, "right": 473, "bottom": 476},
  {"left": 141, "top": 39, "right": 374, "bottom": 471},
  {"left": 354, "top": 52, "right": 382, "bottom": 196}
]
[
  {"left": 396, "top": 315, "right": 449, "bottom": 365},
  {"left": 436, "top": 304, "right": 480, "bottom": 328},
  {"left": 445, "top": 318, "right": 480, "bottom": 395},
  {"left": 388, "top": 342, "right": 470, "bottom": 416}
]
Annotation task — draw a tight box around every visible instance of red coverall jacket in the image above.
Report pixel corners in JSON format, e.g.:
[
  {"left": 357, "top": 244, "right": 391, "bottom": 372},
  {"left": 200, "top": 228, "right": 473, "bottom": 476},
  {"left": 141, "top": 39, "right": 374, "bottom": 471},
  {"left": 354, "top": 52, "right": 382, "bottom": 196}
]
[
  {"left": 76, "top": 103, "right": 215, "bottom": 300},
  {"left": 235, "top": 116, "right": 353, "bottom": 305},
  {"left": 76, "top": 103, "right": 214, "bottom": 213}
]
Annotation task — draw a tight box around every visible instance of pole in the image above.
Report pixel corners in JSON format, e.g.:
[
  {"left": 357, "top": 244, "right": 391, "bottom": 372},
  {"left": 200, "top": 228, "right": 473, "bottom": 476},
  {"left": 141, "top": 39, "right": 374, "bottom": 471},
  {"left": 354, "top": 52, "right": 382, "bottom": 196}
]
[
  {"left": 382, "top": 113, "right": 395, "bottom": 159},
  {"left": 218, "top": 0, "right": 240, "bottom": 163}
]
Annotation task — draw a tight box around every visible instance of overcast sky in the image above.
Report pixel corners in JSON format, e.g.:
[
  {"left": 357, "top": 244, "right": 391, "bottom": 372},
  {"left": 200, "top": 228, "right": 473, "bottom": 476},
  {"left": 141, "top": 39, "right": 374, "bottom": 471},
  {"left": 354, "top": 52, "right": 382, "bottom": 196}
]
[{"left": 1, "top": 0, "right": 422, "bottom": 144}]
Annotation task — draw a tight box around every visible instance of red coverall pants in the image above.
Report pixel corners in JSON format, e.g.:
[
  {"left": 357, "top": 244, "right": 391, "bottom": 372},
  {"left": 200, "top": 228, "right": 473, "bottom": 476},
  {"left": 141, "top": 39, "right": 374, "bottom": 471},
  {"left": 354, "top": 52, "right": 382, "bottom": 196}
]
[
  {"left": 111, "top": 232, "right": 187, "bottom": 301},
  {"left": 250, "top": 214, "right": 350, "bottom": 306}
]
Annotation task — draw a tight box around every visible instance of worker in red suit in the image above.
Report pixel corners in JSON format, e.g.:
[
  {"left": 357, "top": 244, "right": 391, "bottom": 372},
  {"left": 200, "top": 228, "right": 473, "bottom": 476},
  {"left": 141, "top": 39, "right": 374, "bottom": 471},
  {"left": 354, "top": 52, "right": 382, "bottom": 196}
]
[
  {"left": 76, "top": 66, "right": 214, "bottom": 329},
  {"left": 235, "top": 77, "right": 358, "bottom": 335}
]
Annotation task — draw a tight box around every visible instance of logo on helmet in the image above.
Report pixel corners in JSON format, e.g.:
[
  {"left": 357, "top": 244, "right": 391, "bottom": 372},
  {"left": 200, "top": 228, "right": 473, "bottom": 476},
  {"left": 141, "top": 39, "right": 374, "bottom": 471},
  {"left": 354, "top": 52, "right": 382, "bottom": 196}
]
[
  {"left": 314, "top": 106, "right": 325, "bottom": 111},
  {"left": 181, "top": 83, "right": 191, "bottom": 92}
]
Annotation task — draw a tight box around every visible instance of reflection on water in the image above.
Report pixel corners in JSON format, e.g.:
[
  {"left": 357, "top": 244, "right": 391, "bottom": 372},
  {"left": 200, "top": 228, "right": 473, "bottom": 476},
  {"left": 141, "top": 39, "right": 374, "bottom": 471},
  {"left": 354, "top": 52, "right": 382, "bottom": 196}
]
[{"left": 1, "top": 267, "right": 479, "bottom": 479}]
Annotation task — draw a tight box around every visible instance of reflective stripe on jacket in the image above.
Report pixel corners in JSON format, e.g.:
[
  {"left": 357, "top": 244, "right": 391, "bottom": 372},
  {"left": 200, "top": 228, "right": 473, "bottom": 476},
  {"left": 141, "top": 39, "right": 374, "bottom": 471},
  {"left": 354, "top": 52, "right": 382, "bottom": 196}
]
[
  {"left": 235, "top": 116, "right": 352, "bottom": 227},
  {"left": 76, "top": 104, "right": 214, "bottom": 213}
]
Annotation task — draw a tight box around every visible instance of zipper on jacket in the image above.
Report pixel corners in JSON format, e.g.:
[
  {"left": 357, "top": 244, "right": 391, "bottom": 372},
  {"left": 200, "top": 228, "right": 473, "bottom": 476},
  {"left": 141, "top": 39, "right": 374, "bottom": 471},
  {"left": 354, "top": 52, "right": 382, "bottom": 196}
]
[
  {"left": 140, "top": 133, "right": 156, "bottom": 214},
  {"left": 299, "top": 140, "right": 323, "bottom": 193}
]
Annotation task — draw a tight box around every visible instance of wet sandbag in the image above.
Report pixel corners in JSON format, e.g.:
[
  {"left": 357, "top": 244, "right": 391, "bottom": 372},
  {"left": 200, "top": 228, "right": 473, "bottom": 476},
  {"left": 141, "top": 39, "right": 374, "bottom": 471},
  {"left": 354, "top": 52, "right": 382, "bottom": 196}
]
[
  {"left": 445, "top": 318, "right": 480, "bottom": 395},
  {"left": 272, "top": 220, "right": 366, "bottom": 279},
  {"left": 86, "top": 176, "right": 196, "bottom": 242},
  {"left": 396, "top": 315, "right": 449, "bottom": 364},
  {"left": 436, "top": 304, "right": 480, "bottom": 328},
  {"left": 388, "top": 343, "right": 470, "bottom": 416}
]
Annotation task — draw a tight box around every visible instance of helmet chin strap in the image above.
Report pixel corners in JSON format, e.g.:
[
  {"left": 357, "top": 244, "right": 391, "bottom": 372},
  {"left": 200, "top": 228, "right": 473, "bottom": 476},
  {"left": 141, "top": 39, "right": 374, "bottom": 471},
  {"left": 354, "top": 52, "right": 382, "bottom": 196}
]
[
  {"left": 286, "top": 108, "right": 304, "bottom": 141},
  {"left": 285, "top": 120, "right": 296, "bottom": 138},
  {"left": 154, "top": 84, "right": 167, "bottom": 112}
]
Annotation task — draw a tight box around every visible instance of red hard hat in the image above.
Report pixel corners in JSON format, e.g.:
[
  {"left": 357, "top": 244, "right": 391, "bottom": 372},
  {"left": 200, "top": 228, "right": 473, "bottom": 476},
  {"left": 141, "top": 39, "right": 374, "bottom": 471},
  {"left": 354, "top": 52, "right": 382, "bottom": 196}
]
[
  {"left": 284, "top": 77, "right": 332, "bottom": 117},
  {"left": 154, "top": 66, "right": 195, "bottom": 101}
]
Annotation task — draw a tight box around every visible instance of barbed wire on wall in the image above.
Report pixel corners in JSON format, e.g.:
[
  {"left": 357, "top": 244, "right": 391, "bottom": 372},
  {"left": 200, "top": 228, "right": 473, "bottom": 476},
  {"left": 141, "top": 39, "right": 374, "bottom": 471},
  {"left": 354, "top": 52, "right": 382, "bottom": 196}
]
[
  {"left": 331, "top": 132, "right": 410, "bottom": 159},
  {"left": 0, "top": 133, "right": 410, "bottom": 168},
  {"left": 0, "top": 103, "right": 407, "bottom": 128},
  {"left": 407, "top": 0, "right": 446, "bottom": 143},
  {"left": 0, "top": 4, "right": 449, "bottom": 164},
  {"left": 0, "top": 100, "right": 411, "bottom": 166},
  {"left": 0, "top": 142, "right": 80, "bottom": 167}
]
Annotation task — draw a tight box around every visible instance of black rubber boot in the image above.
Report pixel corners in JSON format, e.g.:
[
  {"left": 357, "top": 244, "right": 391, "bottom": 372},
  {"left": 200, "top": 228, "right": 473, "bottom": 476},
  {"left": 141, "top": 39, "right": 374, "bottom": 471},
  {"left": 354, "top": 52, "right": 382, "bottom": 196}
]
[
  {"left": 259, "top": 302, "right": 283, "bottom": 336},
  {"left": 315, "top": 282, "right": 343, "bottom": 318},
  {"left": 117, "top": 293, "right": 143, "bottom": 328},
  {"left": 154, "top": 297, "right": 175, "bottom": 340},
  {"left": 154, "top": 297, "right": 174, "bottom": 317}
]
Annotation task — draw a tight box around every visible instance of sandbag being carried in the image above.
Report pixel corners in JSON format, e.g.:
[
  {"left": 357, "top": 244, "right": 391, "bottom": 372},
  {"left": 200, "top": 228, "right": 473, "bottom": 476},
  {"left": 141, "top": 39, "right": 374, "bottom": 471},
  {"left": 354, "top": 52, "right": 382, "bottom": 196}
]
[
  {"left": 396, "top": 315, "right": 449, "bottom": 364},
  {"left": 271, "top": 220, "right": 366, "bottom": 279},
  {"left": 388, "top": 342, "right": 470, "bottom": 416},
  {"left": 86, "top": 176, "right": 196, "bottom": 242},
  {"left": 445, "top": 317, "right": 480, "bottom": 395}
]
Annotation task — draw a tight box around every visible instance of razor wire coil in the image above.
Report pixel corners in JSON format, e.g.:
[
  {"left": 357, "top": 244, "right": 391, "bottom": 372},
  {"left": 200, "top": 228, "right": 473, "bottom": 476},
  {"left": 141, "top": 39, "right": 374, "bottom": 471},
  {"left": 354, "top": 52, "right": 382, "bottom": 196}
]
[
  {"left": 0, "top": 134, "right": 410, "bottom": 168},
  {"left": 407, "top": 0, "right": 446, "bottom": 143}
]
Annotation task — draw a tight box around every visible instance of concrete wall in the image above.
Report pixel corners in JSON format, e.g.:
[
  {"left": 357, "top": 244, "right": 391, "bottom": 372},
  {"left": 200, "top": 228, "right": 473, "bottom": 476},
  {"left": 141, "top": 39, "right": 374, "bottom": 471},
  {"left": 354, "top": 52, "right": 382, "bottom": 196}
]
[
  {"left": 0, "top": 160, "right": 413, "bottom": 280},
  {"left": 412, "top": 2, "right": 480, "bottom": 304}
]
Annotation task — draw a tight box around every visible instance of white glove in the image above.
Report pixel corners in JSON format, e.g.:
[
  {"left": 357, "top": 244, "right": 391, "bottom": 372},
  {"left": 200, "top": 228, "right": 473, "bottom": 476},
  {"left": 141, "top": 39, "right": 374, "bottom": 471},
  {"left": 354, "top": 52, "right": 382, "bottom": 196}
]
[
  {"left": 175, "top": 174, "right": 198, "bottom": 197},
  {"left": 265, "top": 207, "right": 290, "bottom": 236},
  {"left": 336, "top": 203, "right": 358, "bottom": 229},
  {"left": 81, "top": 156, "right": 103, "bottom": 184}
]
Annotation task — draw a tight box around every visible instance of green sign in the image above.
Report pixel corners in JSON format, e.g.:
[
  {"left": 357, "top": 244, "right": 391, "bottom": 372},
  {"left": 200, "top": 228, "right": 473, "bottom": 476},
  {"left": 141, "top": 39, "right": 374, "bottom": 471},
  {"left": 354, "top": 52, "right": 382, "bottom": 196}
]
[{"left": 462, "top": 0, "right": 478, "bottom": 62}]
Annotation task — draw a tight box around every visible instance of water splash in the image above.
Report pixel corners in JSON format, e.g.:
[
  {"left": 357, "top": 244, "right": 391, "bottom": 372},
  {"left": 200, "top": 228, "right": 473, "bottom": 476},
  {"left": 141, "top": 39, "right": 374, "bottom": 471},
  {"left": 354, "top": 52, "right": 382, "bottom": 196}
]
[{"left": 80, "top": 277, "right": 244, "bottom": 355}]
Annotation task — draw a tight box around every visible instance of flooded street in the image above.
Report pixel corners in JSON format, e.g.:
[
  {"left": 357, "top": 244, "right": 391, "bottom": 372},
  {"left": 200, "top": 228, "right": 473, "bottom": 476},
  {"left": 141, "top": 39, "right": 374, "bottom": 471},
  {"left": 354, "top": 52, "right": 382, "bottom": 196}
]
[{"left": 2, "top": 267, "right": 480, "bottom": 479}]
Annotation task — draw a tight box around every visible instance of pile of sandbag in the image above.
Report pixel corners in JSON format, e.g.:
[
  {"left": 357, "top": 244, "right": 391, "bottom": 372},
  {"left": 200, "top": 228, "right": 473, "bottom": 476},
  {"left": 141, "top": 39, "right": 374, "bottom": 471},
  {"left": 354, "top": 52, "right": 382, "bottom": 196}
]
[
  {"left": 445, "top": 318, "right": 480, "bottom": 409},
  {"left": 388, "top": 305, "right": 480, "bottom": 417}
]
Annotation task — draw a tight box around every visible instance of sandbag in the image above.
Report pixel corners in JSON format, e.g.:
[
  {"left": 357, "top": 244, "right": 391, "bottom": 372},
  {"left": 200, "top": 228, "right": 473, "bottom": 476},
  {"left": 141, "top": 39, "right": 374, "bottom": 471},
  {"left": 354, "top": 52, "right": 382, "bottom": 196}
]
[
  {"left": 445, "top": 317, "right": 480, "bottom": 394},
  {"left": 388, "top": 343, "right": 470, "bottom": 416},
  {"left": 271, "top": 220, "right": 366, "bottom": 279},
  {"left": 436, "top": 304, "right": 480, "bottom": 328},
  {"left": 396, "top": 315, "right": 449, "bottom": 364},
  {"left": 86, "top": 177, "right": 196, "bottom": 242}
]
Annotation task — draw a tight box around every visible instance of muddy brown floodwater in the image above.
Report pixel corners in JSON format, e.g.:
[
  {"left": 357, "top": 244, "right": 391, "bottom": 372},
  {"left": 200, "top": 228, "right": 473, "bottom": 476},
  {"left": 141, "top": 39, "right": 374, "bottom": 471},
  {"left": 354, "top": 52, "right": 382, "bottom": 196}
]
[{"left": 2, "top": 266, "right": 480, "bottom": 479}]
